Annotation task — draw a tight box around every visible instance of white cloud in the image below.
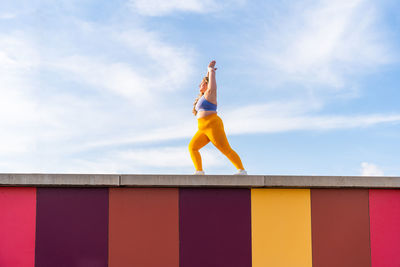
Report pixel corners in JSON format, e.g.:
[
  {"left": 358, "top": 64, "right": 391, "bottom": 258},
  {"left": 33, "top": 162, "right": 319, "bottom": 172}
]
[
  {"left": 129, "top": 0, "right": 214, "bottom": 16},
  {"left": 0, "top": 146, "right": 225, "bottom": 174},
  {"left": 116, "top": 29, "right": 195, "bottom": 92},
  {"left": 0, "top": 33, "right": 43, "bottom": 154},
  {"left": 1, "top": 30, "right": 392, "bottom": 159},
  {"left": 224, "top": 107, "right": 400, "bottom": 134},
  {"left": 74, "top": 120, "right": 196, "bottom": 152},
  {"left": 49, "top": 55, "right": 156, "bottom": 108},
  {"left": 82, "top": 146, "right": 226, "bottom": 174},
  {"left": 361, "top": 162, "right": 384, "bottom": 176},
  {"left": 26, "top": 18, "right": 194, "bottom": 110},
  {"left": 116, "top": 146, "right": 224, "bottom": 168},
  {"left": 73, "top": 100, "right": 400, "bottom": 151},
  {"left": 128, "top": 0, "right": 245, "bottom": 16},
  {"left": 258, "top": 0, "right": 393, "bottom": 89},
  {"left": 32, "top": 24, "right": 198, "bottom": 149},
  {"left": 39, "top": 22, "right": 196, "bottom": 108},
  {"left": 0, "top": 17, "right": 197, "bottom": 157},
  {"left": 0, "top": 13, "right": 17, "bottom": 20}
]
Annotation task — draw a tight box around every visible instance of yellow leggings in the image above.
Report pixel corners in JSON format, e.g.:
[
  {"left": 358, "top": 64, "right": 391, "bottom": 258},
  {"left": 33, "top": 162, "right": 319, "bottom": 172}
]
[{"left": 189, "top": 113, "right": 244, "bottom": 171}]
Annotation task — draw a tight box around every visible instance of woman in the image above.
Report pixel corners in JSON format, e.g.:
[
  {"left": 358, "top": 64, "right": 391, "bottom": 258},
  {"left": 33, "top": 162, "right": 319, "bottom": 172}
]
[{"left": 189, "top": 60, "right": 247, "bottom": 175}]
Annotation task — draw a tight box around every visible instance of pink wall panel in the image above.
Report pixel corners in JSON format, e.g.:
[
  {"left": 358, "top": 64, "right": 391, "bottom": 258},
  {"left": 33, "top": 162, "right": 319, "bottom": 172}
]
[
  {"left": 369, "top": 189, "right": 400, "bottom": 267},
  {"left": 0, "top": 187, "right": 36, "bottom": 267}
]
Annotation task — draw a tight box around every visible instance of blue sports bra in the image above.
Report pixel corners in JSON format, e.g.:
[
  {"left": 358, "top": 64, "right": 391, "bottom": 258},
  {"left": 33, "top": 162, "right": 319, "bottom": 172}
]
[{"left": 195, "top": 95, "right": 217, "bottom": 112}]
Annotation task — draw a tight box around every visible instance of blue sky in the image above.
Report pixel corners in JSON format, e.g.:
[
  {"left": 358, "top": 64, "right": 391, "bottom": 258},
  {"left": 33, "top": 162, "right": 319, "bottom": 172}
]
[{"left": 1, "top": 0, "right": 399, "bottom": 175}]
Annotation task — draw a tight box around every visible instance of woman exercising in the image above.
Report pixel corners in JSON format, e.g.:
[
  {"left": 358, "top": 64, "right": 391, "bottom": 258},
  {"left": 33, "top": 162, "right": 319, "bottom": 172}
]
[{"left": 189, "top": 60, "right": 247, "bottom": 175}]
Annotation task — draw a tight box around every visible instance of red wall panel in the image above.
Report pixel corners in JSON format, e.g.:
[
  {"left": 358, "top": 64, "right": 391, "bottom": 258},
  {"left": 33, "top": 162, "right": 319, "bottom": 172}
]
[
  {"left": 109, "top": 188, "right": 179, "bottom": 267},
  {"left": 311, "top": 189, "right": 371, "bottom": 267}
]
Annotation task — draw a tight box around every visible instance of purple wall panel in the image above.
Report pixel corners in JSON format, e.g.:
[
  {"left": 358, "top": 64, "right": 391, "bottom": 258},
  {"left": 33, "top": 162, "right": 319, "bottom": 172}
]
[
  {"left": 35, "top": 188, "right": 108, "bottom": 267},
  {"left": 179, "top": 188, "right": 252, "bottom": 267}
]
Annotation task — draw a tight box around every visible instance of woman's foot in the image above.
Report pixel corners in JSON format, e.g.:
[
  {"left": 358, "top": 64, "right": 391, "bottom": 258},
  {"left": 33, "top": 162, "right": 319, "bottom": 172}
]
[
  {"left": 194, "top": 170, "right": 205, "bottom": 175},
  {"left": 234, "top": 169, "right": 248, "bottom": 175}
]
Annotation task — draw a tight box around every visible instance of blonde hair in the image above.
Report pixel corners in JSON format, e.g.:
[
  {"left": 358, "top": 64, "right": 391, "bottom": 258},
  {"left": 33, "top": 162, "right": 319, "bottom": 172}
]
[{"left": 192, "top": 76, "right": 209, "bottom": 116}]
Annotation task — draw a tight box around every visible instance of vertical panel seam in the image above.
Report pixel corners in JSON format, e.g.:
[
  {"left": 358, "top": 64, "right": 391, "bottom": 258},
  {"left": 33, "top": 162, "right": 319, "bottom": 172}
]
[
  {"left": 107, "top": 187, "right": 110, "bottom": 267},
  {"left": 249, "top": 188, "right": 253, "bottom": 267},
  {"left": 310, "top": 188, "right": 314, "bottom": 267},
  {"left": 178, "top": 188, "right": 181, "bottom": 267}
]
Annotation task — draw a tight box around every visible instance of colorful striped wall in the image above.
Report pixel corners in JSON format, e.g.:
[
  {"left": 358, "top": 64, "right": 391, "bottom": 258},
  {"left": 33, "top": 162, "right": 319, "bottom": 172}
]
[{"left": 1, "top": 187, "right": 400, "bottom": 267}]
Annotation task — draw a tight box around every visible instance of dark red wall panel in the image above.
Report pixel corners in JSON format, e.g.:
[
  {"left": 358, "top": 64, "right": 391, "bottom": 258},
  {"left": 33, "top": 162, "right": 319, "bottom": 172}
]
[
  {"left": 35, "top": 188, "right": 108, "bottom": 267},
  {"left": 311, "top": 189, "right": 371, "bottom": 267},
  {"left": 179, "top": 188, "right": 252, "bottom": 267},
  {"left": 108, "top": 188, "right": 179, "bottom": 267}
]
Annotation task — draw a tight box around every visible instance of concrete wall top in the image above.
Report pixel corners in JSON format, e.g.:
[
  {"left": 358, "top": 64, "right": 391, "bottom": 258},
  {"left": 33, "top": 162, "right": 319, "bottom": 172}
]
[{"left": 1, "top": 173, "right": 400, "bottom": 188}]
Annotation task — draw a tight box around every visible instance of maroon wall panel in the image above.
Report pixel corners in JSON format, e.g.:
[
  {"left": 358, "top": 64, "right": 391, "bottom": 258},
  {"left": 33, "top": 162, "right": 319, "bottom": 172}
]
[
  {"left": 35, "top": 188, "right": 108, "bottom": 267},
  {"left": 311, "top": 189, "right": 371, "bottom": 267},
  {"left": 179, "top": 188, "right": 252, "bottom": 267}
]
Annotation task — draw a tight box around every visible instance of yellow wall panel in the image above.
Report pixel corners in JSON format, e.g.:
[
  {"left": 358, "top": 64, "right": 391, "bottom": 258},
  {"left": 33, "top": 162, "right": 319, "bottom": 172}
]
[{"left": 251, "top": 189, "right": 312, "bottom": 267}]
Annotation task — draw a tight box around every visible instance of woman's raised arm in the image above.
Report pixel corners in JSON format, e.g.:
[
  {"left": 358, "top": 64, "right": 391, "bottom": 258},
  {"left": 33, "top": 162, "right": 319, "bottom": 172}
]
[{"left": 207, "top": 60, "right": 217, "bottom": 94}]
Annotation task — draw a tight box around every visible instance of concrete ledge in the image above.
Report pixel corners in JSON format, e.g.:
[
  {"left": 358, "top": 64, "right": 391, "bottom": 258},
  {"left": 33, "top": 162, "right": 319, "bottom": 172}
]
[
  {"left": 120, "top": 174, "right": 265, "bottom": 188},
  {"left": 0, "top": 173, "right": 399, "bottom": 188},
  {"left": 0, "top": 173, "right": 120, "bottom": 187},
  {"left": 264, "top": 175, "right": 400, "bottom": 188}
]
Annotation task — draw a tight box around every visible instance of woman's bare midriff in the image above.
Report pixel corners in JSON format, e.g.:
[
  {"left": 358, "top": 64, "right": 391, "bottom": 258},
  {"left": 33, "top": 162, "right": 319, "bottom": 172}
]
[
  {"left": 197, "top": 110, "right": 217, "bottom": 119},
  {"left": 197, "top": 92, "right": 217, "bottom": 119}
]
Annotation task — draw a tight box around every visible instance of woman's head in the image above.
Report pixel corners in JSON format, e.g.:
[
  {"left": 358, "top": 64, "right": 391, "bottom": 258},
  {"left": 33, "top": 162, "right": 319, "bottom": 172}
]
[{"left": 199, "top": 76, "right": 208, "bottom": 94}]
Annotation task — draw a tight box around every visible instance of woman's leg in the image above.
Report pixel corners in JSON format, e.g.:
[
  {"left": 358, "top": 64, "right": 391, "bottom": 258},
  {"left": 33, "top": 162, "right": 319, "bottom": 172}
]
[
  {"left": 206, "top": 117, "right": 245, "bottom": 170},
  {"left": 188, "top": 130, "right": 210, "bottom": 171}
]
